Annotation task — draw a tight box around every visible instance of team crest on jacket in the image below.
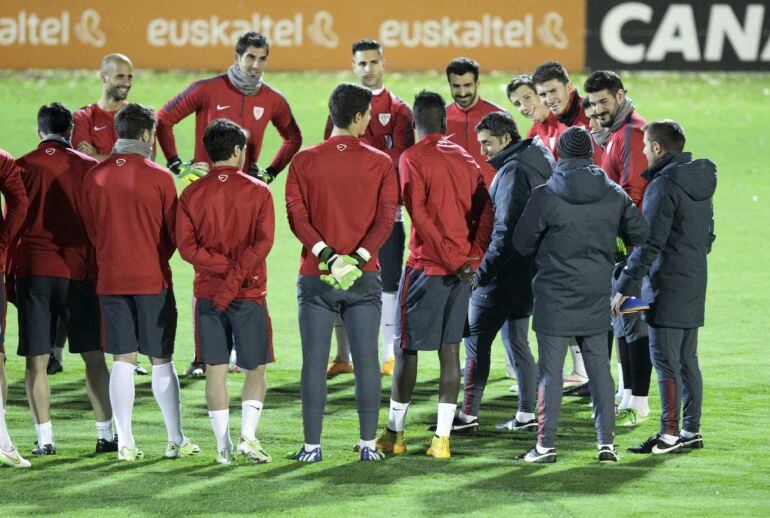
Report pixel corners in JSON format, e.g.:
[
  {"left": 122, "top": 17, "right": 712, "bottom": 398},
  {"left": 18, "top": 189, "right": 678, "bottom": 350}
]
[
  {"left": 379, "top": 113, "right": 391, "bottom": 125},
  {"left": 116, "top": 158, "right": 126, "bottom": 166},
  {"left": 336, "top": 144, "right": 347, "bottom": 151},
  {"left": 253, "top": 106, "right": 264, "bottom": 120},
  {"left": 45, "top": 148, "right": 55, "bottom": 155},
  {"left": 218, "top": 174, "right": 228, "bottom": 182}
]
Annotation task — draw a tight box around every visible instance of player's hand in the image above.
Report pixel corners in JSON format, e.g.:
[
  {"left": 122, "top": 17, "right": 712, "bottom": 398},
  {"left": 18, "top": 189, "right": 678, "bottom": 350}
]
[
  {"left": 329, "top": 256, "right": 362, "bottom": 290},
  {"left": 77, "top": 140, "right": 97, "bottom": 156},
  {"left": 318, "top": 261, "right": 343, "bottom": 289},
  {"left": 167, "top": 155, "right": 183, "bottom": 175},
  {"left": 248, "top": 163, "right": 276, "bottom": 185},
  {"left": 611, "top": 292, "right": 629, "bottom": 318},
  {"left": 457, "top": 263, "right": 478, "bottom": 289}
]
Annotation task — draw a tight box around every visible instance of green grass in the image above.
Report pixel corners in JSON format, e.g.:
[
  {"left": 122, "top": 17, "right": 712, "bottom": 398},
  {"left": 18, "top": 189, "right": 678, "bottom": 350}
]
[{"left": 0, "top": 70, "right": 769, "bottom": 516}]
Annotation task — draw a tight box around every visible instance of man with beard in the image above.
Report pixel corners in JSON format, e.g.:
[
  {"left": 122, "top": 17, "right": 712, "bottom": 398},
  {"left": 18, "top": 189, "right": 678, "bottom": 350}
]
[
  {"left": 445, "top": 57, "right": 505, "bottom": 188},
  {"left": 585, "top": 71, "right": 653, "bottom": 424}
]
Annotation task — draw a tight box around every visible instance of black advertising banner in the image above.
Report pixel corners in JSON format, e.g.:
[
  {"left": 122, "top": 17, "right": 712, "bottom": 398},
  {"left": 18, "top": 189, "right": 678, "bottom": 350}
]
[{"left": 586, "top": 0, "right": 770, "bottom": 71}]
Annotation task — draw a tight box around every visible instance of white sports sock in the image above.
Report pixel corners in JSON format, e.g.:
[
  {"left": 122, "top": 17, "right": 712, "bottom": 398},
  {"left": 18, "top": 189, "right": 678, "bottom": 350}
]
[
  {"left": 53, "top": 347, "right": 64, "bottom": 362},
  {"left": 516, "top": 411, "right": 535, "bottom": 423},
  {"left": 388, "top": 399, "right": 409, "bottom": 432},
  {"left": 536, "top": 443, "right": 552, "bottom": 453},
  {"left": 680, "top": 429, "right": 697, "bottom": 438},
  {"left": 334, "top": 315, "right": 351, "bottom": 362},
  {"left": 95, "top": 420, "right": 114, "bottom": 441},
  {"left": 569, "top": 345, "right": 587, "bottom": 377},
  {"left": 616, "top": 362, "right": 624, "bottom": 396},
  {"left": 35, "top": 421, "right": 53, "bottom": 447},
  {"left": 151, "top": 361, "right": 184, "bottom": 446},
  {"left": 0, "top": 399, "right": 13, "bottom": 450},
  {"left": 359, "top": 439, "right": 376, "bottom": 450},
  {"left": 304, "top": 443, "right": 320, "bottom": 451},
  {"left": 241, "top": 400, "right": 263, "bottom": 441},
  {"left": 109, "top": 361, "right": 136, "bottom": 450},
  {"left": 435, "top": 403, "right": 457, "bottom": 437},
  {"left": 208, "top": 409, "right": 231, "bottom": 452},
  {"left": 628, "top": 395, "right": 649, "bottom": 416},
  {"left": 619, "top": 388, "right": 632, "bottom": 409},
  {"left": 380, "top": 292, "right": 397, "bottom": 362},
  {"left": 660, "top": 433, "right": 678, "bottom": 445},
  {"left": 457, "top": 411, "right": 476, "bottom": 423},
  {"left": 229, "top": 348, "right": 237, "bottom": 365}
]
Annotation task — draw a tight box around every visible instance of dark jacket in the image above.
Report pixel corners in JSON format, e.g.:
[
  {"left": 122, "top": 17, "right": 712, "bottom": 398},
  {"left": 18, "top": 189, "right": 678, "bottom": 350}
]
[
  {"left": 513, "top": 158, "right": 650, "bottom": 336},
  {"left": 616, "top": 152, "right": 717, "bottom": 328},
  {"left": 473, "top": 138, "right": 553, "bottom": 317}
]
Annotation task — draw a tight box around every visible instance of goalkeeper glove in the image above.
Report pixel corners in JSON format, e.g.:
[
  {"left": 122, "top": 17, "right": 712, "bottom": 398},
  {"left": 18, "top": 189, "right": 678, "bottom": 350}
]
[
  {"left": 167, "top": 155, "right": 183, "bottom": 175},
  {"left": 457, "top": 263, "right": 478, "bottom": 289},
  {"left": 317, "top": 247, "right": 362, "bottom": 290},
  {"left": 180, "top": 162, "right": 209, "bottom": 185},
  {"left": 248, "top": 163, "right": 277, "bottom": 185}
]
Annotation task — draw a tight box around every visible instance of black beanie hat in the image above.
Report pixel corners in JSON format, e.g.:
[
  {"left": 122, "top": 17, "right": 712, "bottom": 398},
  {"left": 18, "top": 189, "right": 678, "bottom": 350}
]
[{"left": 557, "top": 126, "right": 594, "bottom": 159}]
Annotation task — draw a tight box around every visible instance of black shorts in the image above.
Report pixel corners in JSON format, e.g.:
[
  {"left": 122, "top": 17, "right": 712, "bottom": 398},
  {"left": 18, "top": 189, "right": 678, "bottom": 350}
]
[
  {"left": 395, "top": 267, "right": 471, "bottom": 351},
  {"left": 195, "top": 298, "right": 274, "bottom": 370},
  {"left": 99, "top": 288, "right": 177, "bottom": 357},
  {"left": 16, "top": 276, "right": 101, "bottom": 357},
  {"left": 379, "top": 221, "right": 405, "bottom": 293}
]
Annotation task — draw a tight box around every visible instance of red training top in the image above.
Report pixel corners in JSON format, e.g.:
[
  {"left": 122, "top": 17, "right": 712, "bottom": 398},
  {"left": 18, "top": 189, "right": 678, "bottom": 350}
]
[
  {"left": 285, "top": 135, "right": 398, "bottom": 276},
  {"left": 157, "top": 76, "right": 302, "bottom": 174},
  {"left": 400, "top": 133, "right": 494, "bottom": 275},
  {"left": 0, "top": 149, "right": 29, "bottom": 271},
  {"left": 13, "top": 140, "right": 97, "bottom": 281},
  {"left": 72, "top": 103, "right": 119, "bottom": 156},
  {"left": 177, "top": 165, "right": 275, "bottom": 309},
  {"left": 445, "top": 97, "right": 506, "bottom": 187},
  {"left": 526, "top": 113, "right": 566, "bottom": 160},
  {"left": 82, "top": 153, "right": 177, "bottom": 295},
  {"left": 555, "top": 90, "right": 604, "bottom": 165},
  {"left": 601, "top": 110, "right": 649, "bottom": 207}
]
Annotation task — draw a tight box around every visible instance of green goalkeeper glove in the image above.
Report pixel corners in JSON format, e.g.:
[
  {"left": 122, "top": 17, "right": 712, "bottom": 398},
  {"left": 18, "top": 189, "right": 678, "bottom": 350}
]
[
  {"left": 179, "top": 162, "right": 209, "bottom": 185},
  {"left": 248, "top": 163, "right": 277, "bottom": 185},
  {"left": 317, "top": 247, "right": 362, "bottom": 290}
]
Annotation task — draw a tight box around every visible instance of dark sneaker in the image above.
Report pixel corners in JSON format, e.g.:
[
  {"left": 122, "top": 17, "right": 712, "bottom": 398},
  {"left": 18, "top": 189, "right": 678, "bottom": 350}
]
[
  {"left": 359, "top": 446, "right": 384, "bottom": 461},
  {"left": 428, "top": 416, "right": 479, "bottom": 435},
  {"left": 680, "top": 433, "right": 703, "bottom": 450},
  {"left": 95, "top": 435, "right": 119, "bottom": 454},
  {"left": 598, "top": 445, "right": 619, "bottom": 463},
  {"left": 628, "top": 434, "right": 683, "bottom": 454},
  {"left": 565, "top": 383, "right": 591, "bottom": 397},
  {"left": 184, "top": 362, "right": 206, "bottom": 377},
  {"left": 495, "top": 417, "right": 537, "bottom": 431},
  {"left": 32, "top": 442, "right": 56, "bottom": 455},
  {"left": 134, "top": 362, "right": 149, "bottom": 376},
  {"left": 47, "top": 357, "right": 63, "bottom": 376},
  {"left": 517, "top": 446, "right": 556, "bottom": 463},
  {"left": 288, "top": 446, "right": 322, "bottom": 463}
]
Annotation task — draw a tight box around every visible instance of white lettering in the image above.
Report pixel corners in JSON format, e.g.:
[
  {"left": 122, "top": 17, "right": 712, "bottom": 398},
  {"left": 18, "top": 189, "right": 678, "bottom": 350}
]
[
  {"left": 704, "top": 4, "right": 764, "bottom": 61},
  {"left": 647, "top": 5, "right": 700, "bottom": 61},
  {"left": 147, "top": 19, "right": 167, "bottom": 46},
  {"left": 0, "top": 10, "right": 70, "bottom": 46},
  {"left": 0, "top": 18, "right": 16, "bottom": 46},
  {"left": 601, "top": 2, "right": 652, "bottom": 64},
  {"left": 380, "top": 20, "right": 399, "bottom": 47}
]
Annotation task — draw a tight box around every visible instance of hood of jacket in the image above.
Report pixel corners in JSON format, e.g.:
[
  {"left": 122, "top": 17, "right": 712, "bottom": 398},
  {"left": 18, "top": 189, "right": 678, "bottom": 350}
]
[
  {"left": 547, "top": 157, "right": 611, "bottom": 204},
  {"left": 488, "top": 137, "right": 553, "bottom": 183},
  {"left": 647, "top": 152, "right": 717, "bottom": 201}
]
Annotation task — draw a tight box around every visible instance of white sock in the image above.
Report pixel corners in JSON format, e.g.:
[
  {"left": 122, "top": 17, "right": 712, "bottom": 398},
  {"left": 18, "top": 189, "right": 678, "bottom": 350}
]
[
  {"left": 208, "top": 409, "right": 231, "bottom": 451},
  {"left": 660, "top": 433, "right": 678, "bottom": 445},
  {"left": 229, "top": 348, "right": 237, "bottom": 365},
  {"left": 457, "top": 411, "right": 476, "bottom": 423},
  {"left": 569, "top": 345, "right": 587, "bottom": 377},
  {"left": 616, "top": 363, "right": 624, "bottom": 396},
  {"left": 628, "top": 395, "right": 649, "bottom": 416},
  {"left": 435, "top": 403, "right": 457, "bottom": 437},
  {"left": 35, "top": 421, "right": 54, "bottom": 447},
  {"left": 95, "top": 420, "right": 114, "bottom": 441},
  {"left": 241, "top": 400, "right": 263, "bottom": 441},
  {"left": 334, "top": 315, "right": 351, "bottom": 362},
  {"left": 380, "top": 292, "right": 397, "bottom": 362},
  {"left": 359, "top": 439, "right": 376, "bottom": 450},
  {"left": 680, "top": 429, "right": 697, "bottom": 438},
  {"left": 0, "top": 398, "right": 12, "bottom": 450},
  {"left": 151, "top": 361, "right": 184, "bottom": 445},
  {"left": 619, "top": 388, "right": 632, "bottom": 409},
  {"left": 388, "top": 399, "right": 410, "bottom": 432},
  {"left": 54, "top": 347, "right": 64, "bottom": 362},
  {"left": 304, "top": 443, "right": 320, "bottom": 451},
  {"left": 516, "top": 411, "right": 535, "bottom": 423},
  {"left": 110, "top": 361, "right": 136, "bottom": 450},
  {"left": 536, "top": 443, "right": 552, "bottom": 453}
]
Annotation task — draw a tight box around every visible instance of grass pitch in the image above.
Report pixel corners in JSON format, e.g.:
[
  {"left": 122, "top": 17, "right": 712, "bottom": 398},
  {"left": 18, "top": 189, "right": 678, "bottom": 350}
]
[{"left": 0, "top": 70, "right": 769, "bottom": 516}]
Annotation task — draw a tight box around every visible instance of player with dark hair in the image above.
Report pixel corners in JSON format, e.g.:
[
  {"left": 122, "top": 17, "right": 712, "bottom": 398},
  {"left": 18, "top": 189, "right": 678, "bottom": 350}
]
[
  {"left": 585, "top": 70, "right": 653, "bottom": 423},
  {"left": 12, "top": 102, "right": 116, "bottom": 456},
  {"left": 82, "top": 103, "right": 199, "bottom": 461},
  {"left": 177, "top": 119, "right": 275, "bottom": 465},
  {"left": 613, "top": 120, "right": 716, "bottom": 454},
  {"left": 157, "top": 31, "right": 302, "bottom": 186},
  {"left": 513, "top": 127, "right": 649, "bottom": 463},
  {"left": 444, "top": 57, "right": 505, "bottom": 187},
  {"left": 448, "top": 111, "right": 552, "bottom": 434},
  {"left": 507, "top": 75, "right": 564, "bottom": 158},
  {"left": 377, "top": 90, "right": 493, "bottom": 459},
  {"left": 286, "top": 83, "right": 398, "bottom": 462},
  {"left": 0, "top": 149, "right": 30, "bottom": 468},
  {"left": 324, "top": 39, "right": 414, "bottom": 379}
]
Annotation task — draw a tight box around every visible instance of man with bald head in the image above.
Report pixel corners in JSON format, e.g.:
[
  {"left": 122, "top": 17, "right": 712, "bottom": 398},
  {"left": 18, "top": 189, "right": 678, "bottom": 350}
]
[{"left": 72, "top": 53, "right": 134, "bottom": 162}]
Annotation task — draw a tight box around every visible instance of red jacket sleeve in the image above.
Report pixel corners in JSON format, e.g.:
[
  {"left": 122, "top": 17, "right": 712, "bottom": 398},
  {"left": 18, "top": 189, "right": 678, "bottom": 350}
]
[
  {"left": 213, "top": 189, "right": 275, "bottom": 309},
  {"left": 619, "top": 129, "right": 649, "bottom": 207},
  {"left": 0, "top": 157, "right": 29, "bottom": 264},
  {"left": 285, "top": 157, "right": 325, "bottom": 250},
  {"left": 358, "top": 159, "right": 398, "bottom": 255},
  {"left": 71, "top": 109, "right": 91, "bottom": 149},
  {"left": 323, "top": 116, "right": 333, "bottom": 140},
  {"left": 267, "top": 96, "right": 302, "bottom": 175},
  {"left": 157, "top": 80, "right": 206, "bottom": 161},
  {"left": 175, "top": 191, "right": 236, "bottom": 274},
  {"left": 468, "top": 173, "right": 494, "bottom": 268},
  {"left": 400, "top": 154, "right": 467, "bottom": 272}
]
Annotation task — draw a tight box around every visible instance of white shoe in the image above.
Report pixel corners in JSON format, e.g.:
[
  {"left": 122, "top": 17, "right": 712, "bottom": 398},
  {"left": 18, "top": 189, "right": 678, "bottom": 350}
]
[
  {"left": 508, "top": 383, "right": 519, "bottom": 393},
  {"left": 0, "top": 446, "right": 31, "bottom": 468},
  {"left": 563, "top": 372, "right": 589, "bottom": 388}
]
